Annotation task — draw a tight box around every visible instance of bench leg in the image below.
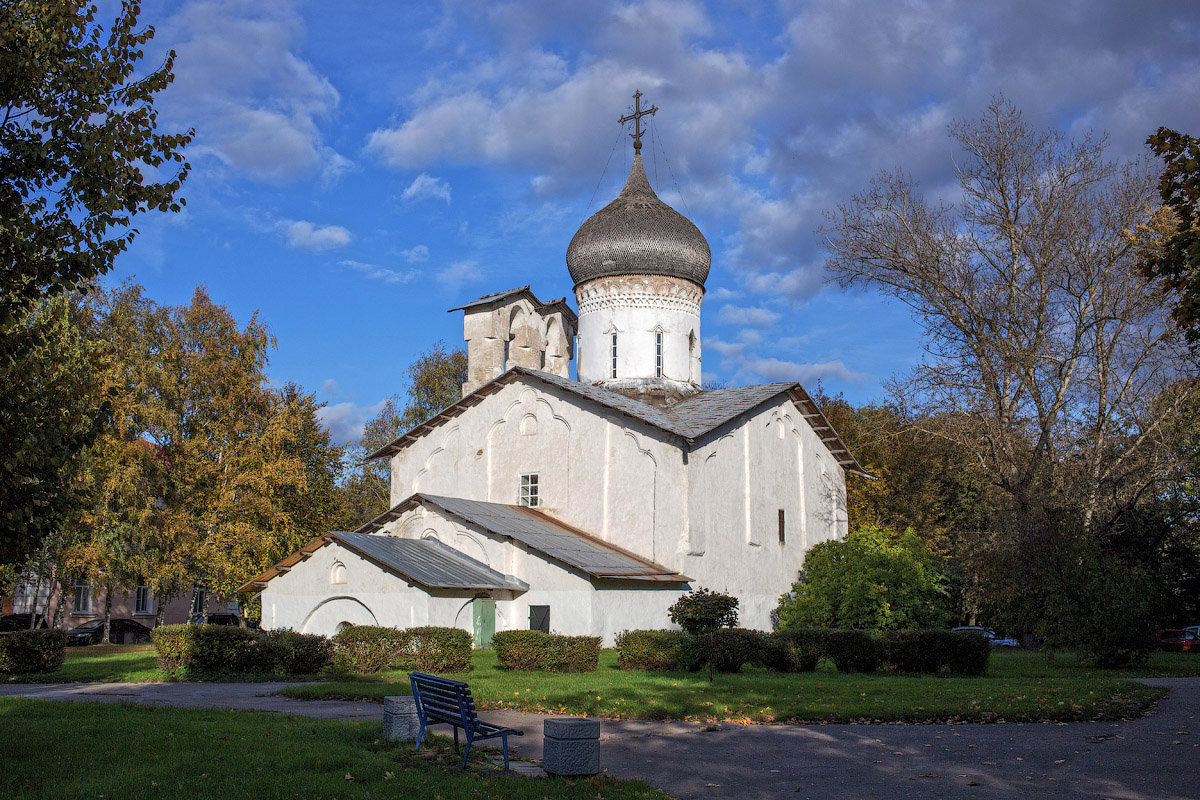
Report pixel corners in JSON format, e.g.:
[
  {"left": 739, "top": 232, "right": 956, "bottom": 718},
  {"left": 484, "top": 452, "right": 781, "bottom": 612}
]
[
  {"left": 453, "top": 726, "right": 460, "bottom": 753},
  {"left": 461, "top": 736, "right": 472, "bottom": 769},
  {"left": 501, "top": 734, "right": 510, "bottom": 770},
  {"left": 413, "top": 720, "right": 427, "bottom": 753}
]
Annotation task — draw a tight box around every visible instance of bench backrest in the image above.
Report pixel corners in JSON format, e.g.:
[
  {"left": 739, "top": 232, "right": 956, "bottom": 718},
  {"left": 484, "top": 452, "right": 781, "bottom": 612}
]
[{"left": 409, "top": 672, "right": 479, "bottom": 727}]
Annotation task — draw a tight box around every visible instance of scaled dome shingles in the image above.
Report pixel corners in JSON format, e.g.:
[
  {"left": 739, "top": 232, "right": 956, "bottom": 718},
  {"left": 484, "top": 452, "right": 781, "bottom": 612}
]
[{"left": 566, "top": 154, "right": 711, "bottom": 288}]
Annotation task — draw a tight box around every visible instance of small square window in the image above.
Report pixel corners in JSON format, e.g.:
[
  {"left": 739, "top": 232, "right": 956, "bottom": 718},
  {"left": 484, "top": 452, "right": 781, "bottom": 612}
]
[{"left": 520, "top": 473, "right": 540, "bottom": 507}]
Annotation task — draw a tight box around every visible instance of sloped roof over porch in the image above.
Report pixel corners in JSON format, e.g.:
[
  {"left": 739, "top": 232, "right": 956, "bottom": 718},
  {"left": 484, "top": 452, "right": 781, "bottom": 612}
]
[{"left": 239, "top": 531, "right": 528, "bottom": 593}]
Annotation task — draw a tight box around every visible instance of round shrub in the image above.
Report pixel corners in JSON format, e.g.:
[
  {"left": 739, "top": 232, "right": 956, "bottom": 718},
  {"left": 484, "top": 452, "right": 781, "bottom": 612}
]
[
  {"left": 615, "top": 629, "right": 690, "bottom": 671},
  {"left": 330, "top": 625, "right": 407, "bottom": 673},
  {"left": 824, "top": 629, "right": 885, "bottom": 673},
  {"left": 0, "top": 629, "right": 66, "bottom": 674},
  {"left": 395, "top": 626, "right": 472, "bottom": 673}
]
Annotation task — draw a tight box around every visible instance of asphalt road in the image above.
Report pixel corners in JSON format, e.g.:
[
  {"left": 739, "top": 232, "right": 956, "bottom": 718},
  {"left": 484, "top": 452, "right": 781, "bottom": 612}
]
[{"left": 3, "top": 677, "right": 1197, "bottom": 799}]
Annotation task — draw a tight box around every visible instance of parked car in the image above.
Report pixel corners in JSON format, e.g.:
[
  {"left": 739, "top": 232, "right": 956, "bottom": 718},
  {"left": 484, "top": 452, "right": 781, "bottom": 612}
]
[
  {"left": 66, "top": 618, "right": 153, "bottom": 646},
  {"left": 1185, "top": 625, "right": 1200, "bottom": 638},
  {"left": 1157, "top": 629, "right": 1199, "bottom": 653},
  {"left": 0, "top": 613, "right": 48, "bottom": 631},
  {"left": 188, "top": 612, "right": 259, "bottom": 629},
  {"left": 951, "top": 626, "right": 1020, "bottom": 647}
]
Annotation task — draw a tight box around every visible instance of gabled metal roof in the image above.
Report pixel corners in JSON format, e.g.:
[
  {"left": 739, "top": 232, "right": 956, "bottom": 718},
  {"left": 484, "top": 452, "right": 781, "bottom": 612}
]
[
  {"left": 357, "top": 493, "right": 690, "bottom": 583},
  {"left": 237, "top": 531, "right": 528, "bottom": 594},
  {"left": 365, "top": 367, "right": 869, "bottom": 477},
  {"left": 448, "top": 286, "right": 579, "bottom": 321}
]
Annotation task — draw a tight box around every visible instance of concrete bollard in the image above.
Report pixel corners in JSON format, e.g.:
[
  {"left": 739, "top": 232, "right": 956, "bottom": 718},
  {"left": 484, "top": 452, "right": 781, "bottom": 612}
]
[
  {"left": 382, "top": 695, "right": 421, "bottom": 742},
  {"left": 542, "top": 717, "right": 600, "bottom": 776}
]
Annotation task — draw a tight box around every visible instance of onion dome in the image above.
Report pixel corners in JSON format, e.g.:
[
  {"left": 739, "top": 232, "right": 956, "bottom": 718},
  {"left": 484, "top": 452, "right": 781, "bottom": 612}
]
[{"left": 566, "top": 154, "right": 710, "bottom": 288}]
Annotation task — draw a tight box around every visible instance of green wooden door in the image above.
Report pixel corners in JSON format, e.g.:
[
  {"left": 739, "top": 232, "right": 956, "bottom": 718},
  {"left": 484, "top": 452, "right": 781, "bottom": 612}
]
[{"left": 472, "top": 597, "right": 495, "bottom": 648}]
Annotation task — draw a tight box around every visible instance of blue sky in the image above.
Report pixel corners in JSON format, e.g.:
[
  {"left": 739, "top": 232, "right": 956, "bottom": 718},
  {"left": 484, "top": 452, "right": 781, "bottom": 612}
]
[{"left": 108, "top": 0, "right": 1200, "bottom": 443}]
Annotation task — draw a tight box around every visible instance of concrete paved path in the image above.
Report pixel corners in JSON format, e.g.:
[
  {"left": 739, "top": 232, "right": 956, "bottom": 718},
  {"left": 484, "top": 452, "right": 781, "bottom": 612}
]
[{"left": 3, "top": 678, "right": 1197, "bottom": 799}]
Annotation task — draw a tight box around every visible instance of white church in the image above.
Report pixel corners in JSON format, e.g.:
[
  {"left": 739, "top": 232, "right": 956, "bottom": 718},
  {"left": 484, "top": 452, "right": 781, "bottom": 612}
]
[{"left": 243, "top": 96, "right": 866, "bottom": 645}]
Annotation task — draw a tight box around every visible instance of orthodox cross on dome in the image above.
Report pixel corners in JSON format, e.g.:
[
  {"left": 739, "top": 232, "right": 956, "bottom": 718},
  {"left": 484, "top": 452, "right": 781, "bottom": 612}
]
[{"left": 618, "top": 90, "right": 658, "bottom": 153}]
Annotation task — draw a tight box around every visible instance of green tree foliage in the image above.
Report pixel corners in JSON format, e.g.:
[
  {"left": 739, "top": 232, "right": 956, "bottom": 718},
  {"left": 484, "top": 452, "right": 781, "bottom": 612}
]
[
  {"left": 668, "top": 588, "right": 739, "bottom": 681},
  {"left": 0, "top": 0, "right": 191, "bottom": 324},
  {"left": 338, "top": 342, "right": 466, "bottom": 525},
  {"left": 0, "top": 296, "right": 100, "bottom": 572},
  {"left": 1143, "top": 128, "right": 1200, "bottom": 342},
  {"left": 1, "top": 1, "right": 190, "bottom": 572},
  {"left": 776, "top": 524, "right": 950, "bottom": 631}
]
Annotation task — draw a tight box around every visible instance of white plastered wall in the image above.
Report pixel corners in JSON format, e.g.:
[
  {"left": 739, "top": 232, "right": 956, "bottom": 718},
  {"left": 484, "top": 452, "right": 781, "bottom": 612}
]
[
  {"left": 373, "top": 377, "right": 849, "bottom": 637},
  {"left": 683, "top": 397, "right": 848, "bottom": 630}
]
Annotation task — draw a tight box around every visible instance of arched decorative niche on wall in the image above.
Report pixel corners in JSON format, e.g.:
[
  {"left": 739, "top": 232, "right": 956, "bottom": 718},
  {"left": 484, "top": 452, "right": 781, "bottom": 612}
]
[
  {"left": 520, "top": 413, "right": 538, "bottom": 436},
  {"left": 330, "top": 561, "right": 347, "bottom": 585}
]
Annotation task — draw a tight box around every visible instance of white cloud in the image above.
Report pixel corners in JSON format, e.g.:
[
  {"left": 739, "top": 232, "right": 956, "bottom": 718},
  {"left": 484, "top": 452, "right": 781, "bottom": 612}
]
[
  {"left": 159, "top": 1, "right": 345, "bottom": 183},
  {"left": 279, "top": 220, "right": 352, "bottom": 251},
  {"left": 317, "top": 399, "right": 387, "bottom": 445},
  {"left": 340, "top": 259, "right": 419, "bottom": 284},
  {"left": 717, "top": 304, "right": 780, "bottom": 327},
  {"left": 436, "top": 260, "right": 483, "bottom": 289},
  {"left": 400, "top": 173, "right": 452, "bottom": 204},
  {"left": 400, "top": 245, "right": 430, "bottom": 263},
  {"left": 743, "top": 357, "right": 870, "bottom": 385},
  {"left": 359, "top": 0, "right": 1200, "bottom": 311}
]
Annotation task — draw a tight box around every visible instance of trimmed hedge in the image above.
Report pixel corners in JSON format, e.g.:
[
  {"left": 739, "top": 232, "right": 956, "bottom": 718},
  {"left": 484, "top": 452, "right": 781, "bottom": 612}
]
[
  {"left": 261, "top": 629, "right": 334, "bottom": 674},
  {"left": 330, "top": 625, "right": 407, "bottom": 673},
  {"left": 151, "top": 625, "right": 332, "bottom": 675},
  {"left": 774, "top": 629, "right": 824, "bottom": 672},
  {"left": 615, "top": 626, "right": 992, "bottom": 676},
  {"left": 824, "top": 629, "right": 886, "bottom": 673},
  {"left": 615, "top": 629, "right": 691, "bottom": 671},
  {"left": 394, "top": 626, "right": 472, "bottom": 673},
  {"left": 884, "top": 629, "right": 991, "bottom": 676},
  {"left": 0, "top": 629, "right": 67, "bottom": 674},
  {"left": 945, "top": 629, "right": 992, "bottom": 676},
  {"left": 493, "top": 630, "right": 600, "bottom": 672}
]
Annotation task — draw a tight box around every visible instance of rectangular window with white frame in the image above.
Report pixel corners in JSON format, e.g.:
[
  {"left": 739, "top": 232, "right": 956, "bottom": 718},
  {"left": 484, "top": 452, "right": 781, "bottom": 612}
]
[
  {"left": 73, "top": 579, "right": 92, "bottom": 614},
  {"left": 135, "top": 583, "right": 153, "bottom": 615},
  {"left": 519, "top": 473, "right": 540, "bottom": 507}
]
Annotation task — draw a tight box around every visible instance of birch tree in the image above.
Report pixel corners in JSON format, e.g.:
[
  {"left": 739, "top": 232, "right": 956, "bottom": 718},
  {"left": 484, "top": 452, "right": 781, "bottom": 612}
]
[{"left": 824, "top": 98, "right": 1196, "bottom": 531}]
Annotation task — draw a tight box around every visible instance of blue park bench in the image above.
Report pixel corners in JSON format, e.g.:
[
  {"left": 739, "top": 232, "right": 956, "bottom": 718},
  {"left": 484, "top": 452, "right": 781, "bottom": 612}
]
[{"left": 408, "top": 671, "right": 524, "bottom": 769}]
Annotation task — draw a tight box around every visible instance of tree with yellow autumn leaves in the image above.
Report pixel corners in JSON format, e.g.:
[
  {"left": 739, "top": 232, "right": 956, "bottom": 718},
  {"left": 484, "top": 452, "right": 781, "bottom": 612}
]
[{"left": 57, "top": 283, "right": 343, "bottom": 630}]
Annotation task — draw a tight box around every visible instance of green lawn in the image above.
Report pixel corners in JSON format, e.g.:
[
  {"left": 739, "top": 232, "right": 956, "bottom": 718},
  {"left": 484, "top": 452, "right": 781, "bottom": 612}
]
[
  {"left": 0, "top": 698, "right": 671, "bottom": 800},
  {"left": 281, "top": 649, "right": 1196, "bottom": 724},
  {"left": 8, "top": 644, "right": 1199, "bottom": 725}
]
